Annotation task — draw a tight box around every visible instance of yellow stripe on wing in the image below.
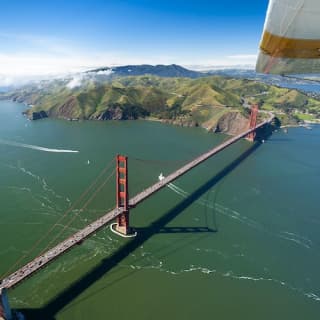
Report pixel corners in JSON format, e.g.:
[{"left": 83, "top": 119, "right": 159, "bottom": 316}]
[{"left": 260, "top": 31, "right": 320, "bottom": 59}]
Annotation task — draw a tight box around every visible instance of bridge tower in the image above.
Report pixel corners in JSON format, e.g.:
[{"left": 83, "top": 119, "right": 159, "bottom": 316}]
[
  {"left": 247, "top": 104, "right": 259, "bottom": 142},
  {"left": 115, "top": 155, "right": 131, "bottom": 235}
]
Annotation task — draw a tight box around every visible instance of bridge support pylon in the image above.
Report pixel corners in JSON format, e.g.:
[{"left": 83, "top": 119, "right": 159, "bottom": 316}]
[
  {"left": 246, "top": 104, "right": 259, "bottom": 142},
  {"left": 112, "top": 155, "right": 136, "bottom": 237},
  {"left": 0, "top": 288, "right": 12, "bottom": 320}
]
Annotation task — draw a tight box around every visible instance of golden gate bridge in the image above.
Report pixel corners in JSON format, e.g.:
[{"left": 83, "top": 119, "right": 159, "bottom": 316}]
[{"left": 0, "top": 105, "right": 273, "bottom": 319}]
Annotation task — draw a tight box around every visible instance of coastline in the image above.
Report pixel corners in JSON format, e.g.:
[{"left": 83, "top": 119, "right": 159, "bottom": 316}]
[
  {"left": 141, "top": 116, "right": 163, "bottom": 123},
  {"left": 280, "top": 123, "right": 320, "bottom": 129}
]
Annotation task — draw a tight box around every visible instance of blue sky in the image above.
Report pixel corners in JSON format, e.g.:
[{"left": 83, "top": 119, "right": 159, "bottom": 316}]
[{"left": 0, "top": 0, "right": 269, "bottom": 81}]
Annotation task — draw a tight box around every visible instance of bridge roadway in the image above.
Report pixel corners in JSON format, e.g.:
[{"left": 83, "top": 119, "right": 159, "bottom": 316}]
[{"left": 0, "top": 114, "right": 273, "bottom": 291}]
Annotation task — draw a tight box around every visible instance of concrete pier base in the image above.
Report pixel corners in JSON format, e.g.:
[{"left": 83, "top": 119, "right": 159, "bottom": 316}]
[{"left": 110, "top": 223, "right": 137, "bottom": 238}]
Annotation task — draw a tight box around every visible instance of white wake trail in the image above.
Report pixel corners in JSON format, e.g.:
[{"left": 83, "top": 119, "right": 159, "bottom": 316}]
[{"left": 0, "top": 139, "right": 79, "bottom": 153}]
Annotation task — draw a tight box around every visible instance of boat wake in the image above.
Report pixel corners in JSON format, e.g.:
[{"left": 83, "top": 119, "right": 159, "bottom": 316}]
[
  {"left": 279, "top": 231, "right": 313, "bottom": 249},
  {"left": 6, "top": 164, "right": 71, "bottom": 214},
  {"left": 122, "top": 258, "right": 320, "bottom": 303},
  {"left": 0, "top": 139, "right": 79, "bottom": 153}
]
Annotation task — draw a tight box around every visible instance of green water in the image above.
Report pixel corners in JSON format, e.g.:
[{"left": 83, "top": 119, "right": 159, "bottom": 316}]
[{"left": 0, "top": 100, "right": 320, "bottom": 319}]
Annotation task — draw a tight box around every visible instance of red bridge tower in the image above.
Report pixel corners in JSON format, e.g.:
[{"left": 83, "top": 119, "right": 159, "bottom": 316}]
[
  {"left": 114, "top": 155, "right": 131, "bottom": 235},
  {"left": 247, "top": 104, "right": 259, "bottom": 142}
]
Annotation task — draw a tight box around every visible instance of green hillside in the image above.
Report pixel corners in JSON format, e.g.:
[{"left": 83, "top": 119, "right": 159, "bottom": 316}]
[{"left": 2, "top": 75, "right": 320, "bottom": 130}]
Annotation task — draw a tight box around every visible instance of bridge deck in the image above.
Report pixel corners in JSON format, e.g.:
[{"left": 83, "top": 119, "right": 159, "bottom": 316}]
[{"left": 0, "top": 115, "right": 273, "bottom": 290}]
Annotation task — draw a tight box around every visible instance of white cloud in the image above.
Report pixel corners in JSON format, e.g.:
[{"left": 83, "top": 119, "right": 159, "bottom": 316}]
[
  {"left": 227, "top": 54, "right": 258, "bottom": 60},
  {"left": 0, "top": 51, "right": 257, "bottom": 85},
  {"left": 66, "top": 74, "right": 84, "bottom": 89},
  {"left": 0, "top": 32, "right": 121, "bottom": 83},
  {"left": 0, "top": 32, "right": 259, "bottom": 84},
  {"left": 0, "top": 75, "right": 14, "bottom": 86},
  {"left": 184, "top": 54, "right": 257, "bottom": 71},
  {"left": 205, "top": 54, "right": 257, "bottom": 66},
  {"left": 0, "top": 53, "right": 104, "bottom": 76},
  {"left": 96, "top": 70, "right": 114, "bottom": 76}
]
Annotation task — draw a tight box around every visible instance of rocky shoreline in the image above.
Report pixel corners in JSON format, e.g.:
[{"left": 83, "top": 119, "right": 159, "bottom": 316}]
[{"left": 23, "top": 106, "right": 251, "bottom": 136}]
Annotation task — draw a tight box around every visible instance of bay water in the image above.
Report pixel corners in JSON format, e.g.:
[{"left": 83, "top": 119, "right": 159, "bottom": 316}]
[{"left": 0, "top": 100, "right": 319, "bottom": 319}]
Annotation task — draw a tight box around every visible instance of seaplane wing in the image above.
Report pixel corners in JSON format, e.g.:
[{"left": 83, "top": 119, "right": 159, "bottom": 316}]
[{"left": 256, "top": 0, "right": 320, "bottom": 74}]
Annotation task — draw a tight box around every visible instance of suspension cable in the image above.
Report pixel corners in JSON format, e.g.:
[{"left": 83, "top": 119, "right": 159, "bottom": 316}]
[
  {"left": 39, "top": 168, "right": 116, "bottom": 256},
  {"left": 1, "top": 158, "right": 115, "bottom": 279}
]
